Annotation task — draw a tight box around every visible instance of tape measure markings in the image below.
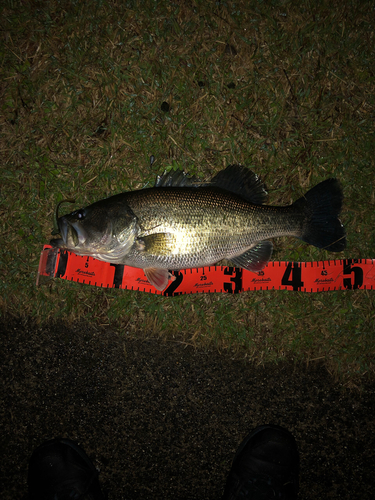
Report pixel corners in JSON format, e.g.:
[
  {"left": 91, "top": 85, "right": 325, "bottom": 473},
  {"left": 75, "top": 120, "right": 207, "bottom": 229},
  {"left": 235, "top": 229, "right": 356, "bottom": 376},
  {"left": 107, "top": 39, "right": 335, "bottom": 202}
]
[{"left": 37, "top": 245, "right": 374, "bottom": 295}]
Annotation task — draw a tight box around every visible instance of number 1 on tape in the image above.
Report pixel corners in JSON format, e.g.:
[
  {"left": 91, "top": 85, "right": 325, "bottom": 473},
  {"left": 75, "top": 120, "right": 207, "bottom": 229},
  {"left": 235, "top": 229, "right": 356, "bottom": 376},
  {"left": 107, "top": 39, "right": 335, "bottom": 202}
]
[{"left": 37, "top": 245, "right": 375, "bottom": 295}]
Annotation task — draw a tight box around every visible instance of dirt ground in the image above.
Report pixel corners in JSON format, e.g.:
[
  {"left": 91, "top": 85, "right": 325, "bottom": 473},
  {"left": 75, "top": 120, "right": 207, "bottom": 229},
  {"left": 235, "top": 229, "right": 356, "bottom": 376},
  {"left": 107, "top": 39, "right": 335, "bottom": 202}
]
[{"left": 1, "top": 317, "right": 374, "bottom": 499}]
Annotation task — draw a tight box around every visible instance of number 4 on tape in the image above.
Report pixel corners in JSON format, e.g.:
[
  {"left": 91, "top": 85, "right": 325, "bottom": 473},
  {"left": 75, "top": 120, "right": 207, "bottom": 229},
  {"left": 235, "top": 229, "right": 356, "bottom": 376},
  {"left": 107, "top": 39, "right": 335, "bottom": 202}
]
[{"left": 37, "top": 246, "right": 375, "bottom": 295}]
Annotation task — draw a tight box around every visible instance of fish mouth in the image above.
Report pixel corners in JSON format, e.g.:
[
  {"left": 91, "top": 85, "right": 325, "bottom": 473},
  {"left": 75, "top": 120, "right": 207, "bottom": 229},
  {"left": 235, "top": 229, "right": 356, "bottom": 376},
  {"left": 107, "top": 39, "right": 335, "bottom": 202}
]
[{"left": 50, "top": 217, "right": 84, "bottom": 248}]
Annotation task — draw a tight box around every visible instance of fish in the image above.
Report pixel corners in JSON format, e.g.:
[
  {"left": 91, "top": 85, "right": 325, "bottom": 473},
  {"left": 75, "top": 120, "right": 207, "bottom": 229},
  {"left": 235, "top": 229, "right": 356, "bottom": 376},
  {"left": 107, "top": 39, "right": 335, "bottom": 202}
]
[{"left": 50, "top": 165, "right": 346, "bottom": 291}]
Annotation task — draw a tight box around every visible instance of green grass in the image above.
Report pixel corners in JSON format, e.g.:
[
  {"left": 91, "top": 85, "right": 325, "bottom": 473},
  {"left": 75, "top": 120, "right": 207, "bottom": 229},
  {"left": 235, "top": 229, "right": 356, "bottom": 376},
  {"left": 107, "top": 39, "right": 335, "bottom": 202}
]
[{"left": 1, "top": 0, "right": 374, "bottom": 379}]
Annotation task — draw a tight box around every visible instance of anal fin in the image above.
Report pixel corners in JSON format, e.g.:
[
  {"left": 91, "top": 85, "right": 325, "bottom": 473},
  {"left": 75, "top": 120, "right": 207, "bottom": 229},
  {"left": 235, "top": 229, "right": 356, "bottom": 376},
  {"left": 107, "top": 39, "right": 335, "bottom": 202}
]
[{"left": 231, "top": 241, "right": 273, "bottom": 273}]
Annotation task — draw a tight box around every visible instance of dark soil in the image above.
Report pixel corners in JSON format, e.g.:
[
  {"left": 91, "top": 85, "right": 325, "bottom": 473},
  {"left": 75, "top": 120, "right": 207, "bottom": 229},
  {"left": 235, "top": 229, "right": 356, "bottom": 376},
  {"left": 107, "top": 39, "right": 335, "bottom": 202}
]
[{"left": 1, "top": 317, "right": 374, "bottom": 499}]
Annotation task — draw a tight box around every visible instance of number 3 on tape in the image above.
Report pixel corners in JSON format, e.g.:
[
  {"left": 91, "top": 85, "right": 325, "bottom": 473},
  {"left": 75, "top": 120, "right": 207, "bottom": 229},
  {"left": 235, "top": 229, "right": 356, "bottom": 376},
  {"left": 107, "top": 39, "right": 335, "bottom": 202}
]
[{"left": 37, "top": 246, "right": 375, "bottom": 295}]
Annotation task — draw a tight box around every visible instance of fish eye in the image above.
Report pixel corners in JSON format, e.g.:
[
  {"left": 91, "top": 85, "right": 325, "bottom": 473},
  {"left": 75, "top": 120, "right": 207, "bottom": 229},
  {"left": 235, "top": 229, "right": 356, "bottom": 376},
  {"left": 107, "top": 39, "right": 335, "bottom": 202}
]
[{"left": 76, "top": 209, "right": 85, "bottom": 221}]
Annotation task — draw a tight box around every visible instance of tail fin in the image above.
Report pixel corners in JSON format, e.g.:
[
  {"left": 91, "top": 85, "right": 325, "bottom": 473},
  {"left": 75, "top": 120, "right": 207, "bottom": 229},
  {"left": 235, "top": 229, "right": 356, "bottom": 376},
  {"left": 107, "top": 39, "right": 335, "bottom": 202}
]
[{"left": 293, "top": 179, "right": 346, "bottom": 252}]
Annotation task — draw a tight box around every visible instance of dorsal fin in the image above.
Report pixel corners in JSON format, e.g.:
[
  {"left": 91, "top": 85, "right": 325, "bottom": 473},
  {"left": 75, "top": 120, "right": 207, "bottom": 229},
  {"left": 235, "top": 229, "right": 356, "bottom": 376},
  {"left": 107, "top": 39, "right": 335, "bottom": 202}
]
[
  {"left": 210, "top": 165, "right": 267, "bottom": 205},
  {"left": 154, "top": 165, "right": 267, "bottom": 205},
  {"left": 155, "top": 170, "right": 204, "bottom": 188}
]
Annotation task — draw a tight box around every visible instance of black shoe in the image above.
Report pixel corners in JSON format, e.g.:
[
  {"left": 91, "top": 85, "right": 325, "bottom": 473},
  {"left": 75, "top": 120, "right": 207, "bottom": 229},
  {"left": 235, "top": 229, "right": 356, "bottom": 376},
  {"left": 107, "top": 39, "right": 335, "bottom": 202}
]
[
  {"left": 28, "top": 438, "right": 106, "bottom": 500},
  {"left": 222, "top": 425, "right": 299, "bottom": 500}
]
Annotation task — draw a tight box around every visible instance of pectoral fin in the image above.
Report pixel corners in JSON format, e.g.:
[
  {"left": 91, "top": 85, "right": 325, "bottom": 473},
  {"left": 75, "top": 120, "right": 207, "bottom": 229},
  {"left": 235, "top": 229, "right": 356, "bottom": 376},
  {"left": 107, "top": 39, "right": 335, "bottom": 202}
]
[
  {"left": 231, "top": 241, "right": 273, "bottom": 272},
  {"left": 139, "top": 233, "right": 177, "bottom": 255},
  {"left": 144, "top": 268, "right": 176, "bottom": 291}
]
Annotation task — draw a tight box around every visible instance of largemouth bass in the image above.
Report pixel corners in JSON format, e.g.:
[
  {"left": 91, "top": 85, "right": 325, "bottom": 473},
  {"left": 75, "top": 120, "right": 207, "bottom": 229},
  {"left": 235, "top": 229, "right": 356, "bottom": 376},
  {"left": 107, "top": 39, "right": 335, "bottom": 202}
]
[{"left": 50, "top": 165, "right": 346, "bottom": 291}]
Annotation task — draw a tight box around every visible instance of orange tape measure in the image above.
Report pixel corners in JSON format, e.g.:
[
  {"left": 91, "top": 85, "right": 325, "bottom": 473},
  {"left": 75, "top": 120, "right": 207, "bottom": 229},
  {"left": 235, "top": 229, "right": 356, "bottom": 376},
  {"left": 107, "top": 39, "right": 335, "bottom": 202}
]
[{"left": 37, "top": 245, "right": 375, "bottom": 296}]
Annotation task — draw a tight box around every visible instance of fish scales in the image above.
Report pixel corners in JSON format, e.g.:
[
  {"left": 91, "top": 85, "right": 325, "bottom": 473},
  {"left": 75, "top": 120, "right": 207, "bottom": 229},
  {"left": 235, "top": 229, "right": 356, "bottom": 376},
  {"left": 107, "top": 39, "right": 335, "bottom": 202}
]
[{"left": 121, "top": 187, "right": 302, "bottom": 269}]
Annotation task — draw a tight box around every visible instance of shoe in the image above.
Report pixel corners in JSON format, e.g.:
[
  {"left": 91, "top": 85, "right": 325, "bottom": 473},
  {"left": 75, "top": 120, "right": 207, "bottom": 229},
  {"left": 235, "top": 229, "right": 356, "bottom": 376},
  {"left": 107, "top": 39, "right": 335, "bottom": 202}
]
[
  {"left": 28, "top": 438, "right": 106, "bottom": 500},
  {"left": 222, "top": 424, "right": 299, "bottom": 500}
]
